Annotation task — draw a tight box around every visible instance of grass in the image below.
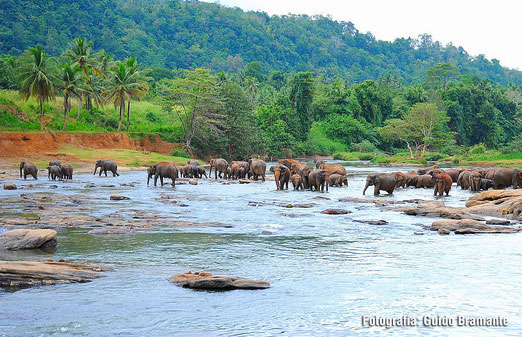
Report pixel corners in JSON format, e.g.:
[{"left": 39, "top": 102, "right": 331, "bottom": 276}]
[
  {"left": 0, "top": 90, "right": 184, "bottom": 143},
  {"left": 59, "top": 145, "right": 198, "bottom": 167},
  {"left": 333, "top": 151, "right": 377, "bottom": 161},
  {"left": 301, "top": 123, "right": 349, "bottom": 155}
]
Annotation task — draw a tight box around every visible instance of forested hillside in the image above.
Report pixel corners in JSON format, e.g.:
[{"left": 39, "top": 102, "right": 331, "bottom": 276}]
[{"left": 1, "top": 0, "right": 521, "bottom": 85}]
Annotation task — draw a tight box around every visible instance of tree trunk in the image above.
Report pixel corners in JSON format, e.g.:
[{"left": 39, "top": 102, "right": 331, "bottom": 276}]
[
  {"left": 421, "top": 143, "right": 427, "bottom": 158},
  {"left": 126, "top": 100, "right": 130, "bottom": 132},
  {"left": 63, "top": 92, "right": 68, "bottom": 130},
  {"left": 76, "top": 94, "right": 82, "bottom": 119},
  {"left": 39, "top": 98, "right": 44, "bottom": 132},
  {"left": 117, "top": 101, "right": 123, "bottom": 133}
]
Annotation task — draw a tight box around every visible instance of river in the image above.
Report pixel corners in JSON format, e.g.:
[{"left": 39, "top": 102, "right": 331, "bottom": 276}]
[{"left": 1, "top": 163, "right": 521, "bottom": 336}]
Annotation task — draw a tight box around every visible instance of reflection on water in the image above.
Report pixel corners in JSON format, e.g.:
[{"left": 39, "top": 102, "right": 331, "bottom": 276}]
[{"left": 1, "top": 163, "right": 522, "bottom": 336}]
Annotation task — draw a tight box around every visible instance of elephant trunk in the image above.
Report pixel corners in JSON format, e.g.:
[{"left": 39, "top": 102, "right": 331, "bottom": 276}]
[
  {"left": 363, "top": 180, "right": 370, "bottom": 195},
  {"left": 19, "top": 162, "right": 23, "bottom": 178},
  {"left": 94, "top": 165, "right": 98, "bottom": 175},
  {"left": 275, "top": 170, "right": 281, "bottom": 190}
]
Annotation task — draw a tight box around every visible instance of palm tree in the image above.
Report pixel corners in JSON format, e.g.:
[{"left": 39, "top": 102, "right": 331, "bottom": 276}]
[
  {"left": 57, "top": 61, "right": 85, "bottom": 130},
  {"left": 18, "top": 45, "right": 57, "bottom": 131},
  {"left": 64, "top": 37, "right": 101, "bottom": 115},
  {"left": 103, "top": 62, "right": 133, "bottom": 133},
  {"left": 124, "top": 57, "right": 150, "bottom": 131}
]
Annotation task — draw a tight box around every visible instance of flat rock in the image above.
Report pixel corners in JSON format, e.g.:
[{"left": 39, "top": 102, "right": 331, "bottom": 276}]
[
  {"left": 0, "top": 260, "right": 112, "bottom": 288},
  {"left": 238, "top": 179, "right": 251, "bottom": 184},
  {"left": 188, "top": 179, "right": 198, "bottom": 185},
  {"left": 48, "top": 185, "right": 58, "bottom": 189},
  {"left": 261, "top": 230, "right": 273, "bottom": 235},
  {"left": 466, "top": 189, "right": 522, "bottom": 218},
  {"left": 429, "top": 219, "right": 521, "bottom": 234},
  {"left": 110, "top": 194, "right": 130, "bottom": 200},
  {"left": 88, "top": 228, "right": 131, "bottom": 235},
  {"left": 338, "top": 197, "right": 404, "bottom": 205},
  {"left": 248, "top": 201, "right": 316, "bottom": 208},
  {"left": 3, "top": 184, "right": 17, "bottom": 190},
  {"left": 485, "top": 219, "right": 511, "bottom": 225},
  {"left": 353, "top": 219, "right": 388, "bottom": 225},
  {"left": 0, "top": 229, "right": 57, "bottom": 250},
  {"left": 438, "top": 228, "right": 451, "bottom": 235},
  {"left": 321, "top": 208, "right": 351, "bottom": 215},
  {"left": 84, "top": 183, "right": 96, "bottom": 188},
  {"left": 101, "top": 184, "right": 116, "bottom": 188},
  {"left": 168, "top": 271, "right": 270, "bottom": 291},
  {"left": 400, "top": 202, "right": 484, "bottom": 220}
]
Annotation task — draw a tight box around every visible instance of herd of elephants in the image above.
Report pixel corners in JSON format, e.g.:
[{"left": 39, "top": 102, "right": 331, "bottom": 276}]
[{"left": 17, "top": 158, "right": 522, "bottom": 196}]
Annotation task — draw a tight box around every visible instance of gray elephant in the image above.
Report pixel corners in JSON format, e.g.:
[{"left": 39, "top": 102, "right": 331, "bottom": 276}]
[
  {"left": 209, "top": 158, "right": 229, "bottom": 179},
  {"left": 298, "top": 165, "right": 313, "bottom": 189},
  {"left": 20, "top": 161, "right": 38, "bottom": 180},
  {"left": 248, "top": 158, "right": 266, "bottom": 181},
  {"left": 480, "top": 178, "right": 493, "bottom": 191},
  {"left": 416, "top": 174, "right": 436, "bottom": 188},
  {"left": 308, "top": 169, "right": 329, "bottom": 192},
  {"left": 291, "top": 174, "right": 304, "bottom": 190},
  {"left": 493, "top": 167, "right": 522, "bottom": 189},
  {"left": 153, "top": 162, "right": 178, "bottom": 187},
  {"left": 47, "top": 165, "right": 62, "bottom": 180},
  {"left": 60, "top": 163, "right": 73, "bottom": 180},
  {"left": 329, "top": 173, "right": 348, "bottom": 187},
  {"left": 49, "top": 160, "right": 61, "bottom": 167},
  {"left": 94, "top": 160, "right": 119, "bottom": 177},
  {"left": 187, "top": 159, "right": 200, "bottom": 166},
  {"left": 314, "top": 159, "right": 326, "bottom": 169},
  {"left": 469, "top": 171, "right": 482, "bottom": 192},
  {"left": 269, "top": 164, "right": 290, "bottom": 190},
  {"left": 363, "top": 174, "right": 396, "bottom": 195}
]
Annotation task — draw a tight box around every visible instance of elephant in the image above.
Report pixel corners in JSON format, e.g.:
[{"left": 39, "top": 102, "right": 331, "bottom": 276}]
[
  {"left": 196, "top": 165, "right": 207, "bottom": 178},
  {"left": 328, "top": 173, "right": 348, "bottom": 187},
  {"left": 180, "top": 165, "right": 194, "bottom": 178},
  {"left": 187, "top": 159, "right": 200, "bottom": 166},
  {"left": 239, "top": 167, "right": 246, "bottom": 179},
  {"left": 20, "top": 161, "right": 38, "bottom": 180},
  {"left": 148, "top": 162, "right": 171, "bottom": 185},
  {"left": 153, "top": 162, "right": 178, "bottom": 187},
  {"left": 469, "top": 171, "right": 482, "bottom": 192},
  {"left": 49, "top": 160, "right": 61, "bottom": 167},
  {"left": 269, "top": 164, "right": 290, "bottom": 190},
  {"left": 363, "top": 174, "right": 396, "bottom": 196},
  {"left": 314, "top": 159, "right": 326, "bottom": 169},
  {"left": 480, "top": 178, "right": 494, "bottom": 191},
  {"left": 444, "top": 168, "right": 463, "bottom": 183},
  {"left": 59, "top": 163, "right": 73, "bottom": 180},
  {"left": 94, "top": 160, "right": 119, "bottom": 177},
  {"left": 290, "top": 174, "right": 304, "bottom": 190},
  {"left": 318, "top": 163, "right": 346, "bottom": 176},
  {"left": 417, "top": 165, "right": 440, "bottom": 175},
  {"left": 426, "top": 168, "right": 445, "bottom": 178},
  {"left": 279, "top": 159, "right": 299, "bottom": 171},
  {"left": 290, "top": 162, "right": 307, "bottom": 176},
  {"left": 416, "top": 174, "right": 436, "bottom": 188},
  {"left": 232, "top": 161, "right": 250, "bottom": 172},
  {"left": 476, "top": 168, "right": 490, "bottom": 178},
  {"left": 298, "top": 165, "right": 313, "bottom": 189},
  {"left": 189, "top": 164, "right": 201, "bottom": 178},
  {"left": 434, "top": 173, "right": 452, "bottom": 196},
  {"left": 457, "top": 171, "right": 472, "bottom": 190},
  {"left": 47, "top": 165, "right": 62, "bottom": 180},
  {"left": 226, "top": 166, "right": 232, "bottom": 180},
  {"left": 493, "top": 167, "right": 522, "bottom": 189},
  {"left": 248, "top": 158, "right": 266, "bottom": 181},
  {"left": 308, "top": 169, "right": 329, "bottom": 192},
  {"left": 209, "top": 158, "right": 229, "bottom": 179},
  {"left": 391, "top": 172, "right": 406, "bottom": 188},
  {"left": 406, "top": 174, "right": 419, "bottom": 187},
  {"left": 229, "top": 163, "right": 241, "bottom": 180},
  {"left": 485, "top": 169, "right": 497, "bottom": 180}
]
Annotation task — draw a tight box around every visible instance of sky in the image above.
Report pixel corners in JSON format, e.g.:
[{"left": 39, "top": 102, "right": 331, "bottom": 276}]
[{"left": 204, "top": 0, "right": 522, "bottom": 70}]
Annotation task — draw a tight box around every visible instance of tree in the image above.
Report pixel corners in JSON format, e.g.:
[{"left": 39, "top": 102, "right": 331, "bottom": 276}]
[
  {"left": 17, "top": 45, "right": 57, "bottom": 131},
  {"left": 57, "top": 61, "right": 85, "bottom": 130},
  {"left": 159, "top": 69, "right": 224, "bottom": 154},
  {"left": 289, "top": 72, "right": 315, "bottom": 140},
  {"left": 124, "top": 57, "right": 150, "bottom": 131},
  {"left": 103, "top": 62, "right": 134, "bottom": 132},
  {"left": 378, "top": 103, "right": 453, "bottom": 158},
  {"left": 425, "top": 62, "right": 459, "bottom": 90}
]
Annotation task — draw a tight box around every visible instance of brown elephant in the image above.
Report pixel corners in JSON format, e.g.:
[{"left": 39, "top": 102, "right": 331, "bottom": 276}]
[
  {"left": 279, "top": 159, "right": 299, "bottom": 170},
  {"left": 179, "top": 165, "right": 194, "bottom": 178},
  {"left": 308, "top": 169, "right": 329, "bottom": 192},
  {"left": 417, "top": 165, "right": 440, "bottom": 175},
  {"left": 154, "top": 163, "right": 178, "bottom": 187},
  {"left": 493, "top": 167, "right": 522, "bottom": 189},
  {"left": 248, "top": 158, "right": 266, "bottom": 181},
  {"left": 229, "top": 163, "right": 241, "bottom": 180},
  {"left": 269, "top": 164, "right": 290, "bottom": 190},
  {"left": 416, "top": 174, "right": 436, "bottom": 188},
  {"left": 444, "top": 168, "right": 463, "bottom": 183},
  {"left": 20, "top": 161, "right": 38, "bottom": 180},
  {"left": 318, "top": 163, "right": 346, "bottom": 176},
  {"left": 94, "top": 160, "right": 119, "bottom": 177},
  {"left": 363, "top": 174, "right": 396, "bottom": 195},
  {"left": 291, "top": 174, "right": 304, "bottom": 190},
  {"left": 209, "top": 158, "right": 229, "bottom": 179},
  {"left": 314, "top": 159, "right": 326, "bottom": 169},
  {"left": 290, "top": 163, "right": 307, "bottom": 176},
  {"left": 239, "top": 167, "right": 246, "bottom": 179},
  {"left": 391, "top": 172, "right": 407, "bottom": 188},
  {"left": 49, "top": 160, "right": 61, "bottom": 167},
  {"left": 469, "top": 171, "right": 483, "bottom": 192},
  {"left": 485, "top": 169, "right": 497, "bottom": 180},
  {"left": 298, "top": 165, "right": 313, "bottom": 189},
  {"left": 148, "top": 162, "right": 173, "bottom": 185},
  {"left": 328, "top": 173, "right": 348, "bottom": 187},
  {"left": 434, "top": 173, "right": 452, "bottom": 196},
  {"left": 406, "top": 174, "right": 419, "bottom": 187},
  {"left": 187, "top": 159, "right": 200, "bottom": 166},
  {"left": 480, "top": 178, "right": 493, "bottom": 191},
  {"left": 475, "top": 168, "right": 490, "bottom": 178},
  {"left": 457, "top": 171, "right": 472, "bottom": 190},
  {"left": 59, "top": 163, "right": 74, "bottom": 180},
  {"left": 47, "top": 165, "right": 62, "bottom": 180}
]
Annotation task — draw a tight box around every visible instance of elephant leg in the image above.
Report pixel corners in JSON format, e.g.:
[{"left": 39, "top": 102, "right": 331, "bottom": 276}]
[
  {"left": 374, "top": 184, "right": 379, "bottom": 196},
  {"left": 154, "top": 175, "right": 158, "bottom": 186},
  {"left": 160, "top": 176, "right": 164, "bottom": 186}
]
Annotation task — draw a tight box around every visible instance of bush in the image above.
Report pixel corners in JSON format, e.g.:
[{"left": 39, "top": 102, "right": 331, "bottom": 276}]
[
  {"left": 171, "top": 148, "right": 190, "bottom": 158},
  {"left": 352, "top": 140, "right": 378, "bottom": 153},
  {"left": 145, "top": 112, "right": 159, "bottom": 123},
  {"left": 469, "top": 144, "right": 486, "bottom": 155},
  {"left": 424, "top": 152, "right": 445, "bottom": 161}
]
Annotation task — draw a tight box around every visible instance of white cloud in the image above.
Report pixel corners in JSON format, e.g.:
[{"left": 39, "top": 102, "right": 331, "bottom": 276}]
[{"left": 206, "top": 0, "right": 522, "bottom": 70}]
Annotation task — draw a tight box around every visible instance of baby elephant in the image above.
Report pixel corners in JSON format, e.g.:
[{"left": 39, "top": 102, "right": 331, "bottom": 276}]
[
  {"left": 329, "top": 174, "right": 348, "bottom": 187},
  {"left": 60, "top": 163, "right": 73, "bottom": 180},
  {"left": 47, "top": 165, "right": 62, "bottom": 180},
  {"left": 290, "top": 174, "right": 304, "bottom": 190}
]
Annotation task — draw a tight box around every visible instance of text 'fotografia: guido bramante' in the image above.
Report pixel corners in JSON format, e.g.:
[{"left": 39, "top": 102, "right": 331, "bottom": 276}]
[{"left": 361, "top": 315, "right": 508, "bottom": 328}]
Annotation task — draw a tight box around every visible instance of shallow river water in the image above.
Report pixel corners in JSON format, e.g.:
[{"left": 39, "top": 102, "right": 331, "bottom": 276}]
[{"left": 1, "top": 163, "right": 522, "bottom": 336}]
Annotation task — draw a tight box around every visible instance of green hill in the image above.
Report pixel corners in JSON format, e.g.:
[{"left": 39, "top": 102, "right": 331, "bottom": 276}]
[{"left": 1, "top": 0, "right": 521, "bottom": 85}]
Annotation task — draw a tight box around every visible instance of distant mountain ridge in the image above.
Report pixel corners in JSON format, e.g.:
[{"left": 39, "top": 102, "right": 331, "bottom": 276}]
[{"left": 1, "top": 0, "right": 521, "bottom": 84}]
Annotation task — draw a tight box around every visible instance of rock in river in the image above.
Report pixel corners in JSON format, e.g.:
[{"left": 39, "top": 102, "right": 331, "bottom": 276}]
[
  {"left": 3, "top": 183, "right": 17, "bottom": 190},
  {"left": 0, "top": 260, "right": 112, "bottom": 288},
  {"left": 168, "top": 271, "right": 270, "bottom": 291},
  {"left": 110, "top": 194, "right": 130, "bottom": 200},
  {"left": 0, "top": 229, "right": 57, "bottom": 250},
  {"left": 321, "top": 209, "right": 351, "bottom": 215}
]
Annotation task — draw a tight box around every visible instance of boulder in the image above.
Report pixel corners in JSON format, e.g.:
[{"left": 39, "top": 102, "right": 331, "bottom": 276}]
[
  {"left": 466, "top": 189, "right": 522, "bottom": 218},
  {"left": 188, "top": 179, "right": 198, "bottom": 185},
  {"left": 110, "top": 194, "right": 130, "bottom": 200},
  {"left": 438, "top": 228, "right": 451, "bottom": 235},
  {"left": 168, "top": 271, "right": 270, "bottom": 291},
  {"left": 49, "top": 185, "right": 58, "bottom": 189},
  {"left": 401, "top": 201, "right": 484, "bottom": 220},
  {"left": 0, "top": 229, "right": 57, "bottom": 250},
  {"left": 238, "top": 179, "right": 250, "bottom": 184},
  {"left": 353, "top": 219, "right": 388, "bottom": 225},
  {"left": 3, "top": 184, "right": 17, "bottom": 190},
  {"left": 321, "top": 208, "right": 351, "bottom": 215},
  {"left": 0, "top": 260, "right": 112, "bottom": 288},
  {"left": 429, "top": 219, "right": 521, "bottom": 234}
]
